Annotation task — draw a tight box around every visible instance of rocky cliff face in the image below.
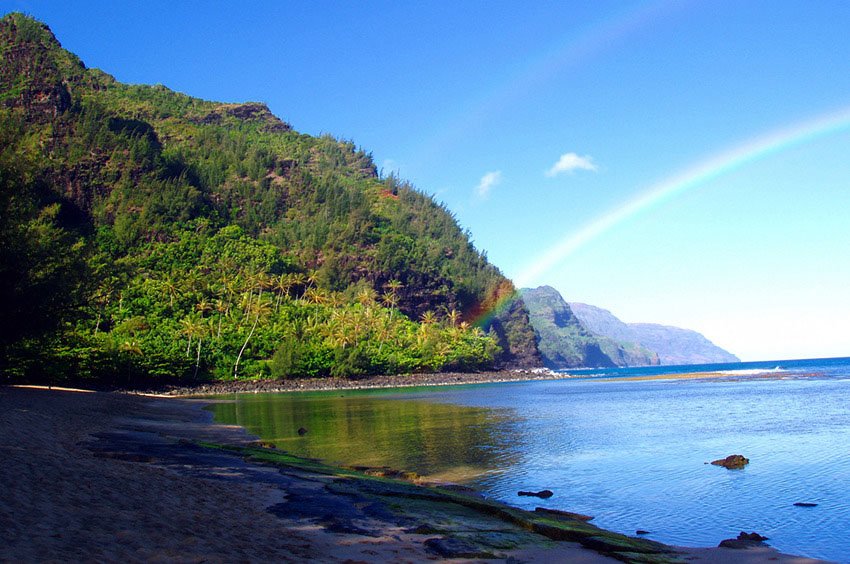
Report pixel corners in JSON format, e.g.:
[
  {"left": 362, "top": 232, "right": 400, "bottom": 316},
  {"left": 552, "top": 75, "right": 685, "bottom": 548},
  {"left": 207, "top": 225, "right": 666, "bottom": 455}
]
[
  {"left": 519, "top": 286, "right": 658, "bottom": 368},
  {"left": 569, "top": 303, "right": 739, "bottom": 365},
  {"left": 623, "top": 322, "right": 739, "bottom": 365}
]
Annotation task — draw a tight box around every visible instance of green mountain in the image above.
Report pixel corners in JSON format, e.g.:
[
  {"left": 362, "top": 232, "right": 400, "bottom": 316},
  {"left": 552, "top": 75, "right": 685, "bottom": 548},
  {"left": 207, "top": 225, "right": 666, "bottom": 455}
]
[
  {"left": 520, "top": 286, "right": 658, "bottom": 369},
  {"left": 569, "top": 303, "right": 739, "bottom": 365},
  {"left": 0, "top": 13, "right": 540, "bottom": 385}
]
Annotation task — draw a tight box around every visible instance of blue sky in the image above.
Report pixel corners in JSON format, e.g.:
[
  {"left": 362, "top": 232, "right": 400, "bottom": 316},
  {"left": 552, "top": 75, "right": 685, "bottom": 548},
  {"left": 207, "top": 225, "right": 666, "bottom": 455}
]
[{"left": 7, "top": 1, "right": 850, "bottom": 361}]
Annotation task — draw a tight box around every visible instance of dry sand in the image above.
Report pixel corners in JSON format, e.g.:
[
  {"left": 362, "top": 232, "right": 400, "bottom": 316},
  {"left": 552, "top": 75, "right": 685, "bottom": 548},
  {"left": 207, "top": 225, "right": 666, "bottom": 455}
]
[{"left": 0, "top": 386, "right": 828, "bottom": 563}]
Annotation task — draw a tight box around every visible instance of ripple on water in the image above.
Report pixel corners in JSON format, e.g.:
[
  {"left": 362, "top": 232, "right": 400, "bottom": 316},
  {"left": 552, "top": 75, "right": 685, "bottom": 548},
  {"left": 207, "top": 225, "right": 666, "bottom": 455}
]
[{"left": 209, "top": 362, "right": 850, "bottom": 562}]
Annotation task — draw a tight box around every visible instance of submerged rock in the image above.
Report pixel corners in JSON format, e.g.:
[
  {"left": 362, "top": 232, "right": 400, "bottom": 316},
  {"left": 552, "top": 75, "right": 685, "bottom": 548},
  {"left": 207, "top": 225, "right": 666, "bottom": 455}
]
[
  {"left": 710, "top": 454, "right": 749, "bottom": 469},
  {"left": 518, "top": 489, "right": 554, "bottom": 499}
]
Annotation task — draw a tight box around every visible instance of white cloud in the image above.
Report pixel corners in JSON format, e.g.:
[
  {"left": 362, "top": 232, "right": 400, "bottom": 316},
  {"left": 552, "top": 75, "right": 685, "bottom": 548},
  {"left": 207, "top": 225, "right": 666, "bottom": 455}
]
[
  {"left": 546, "top": 152, "right": 598, "bottom": 177},
  {"left": 475, "top": 170, "right": 502, "bottom": 199}
]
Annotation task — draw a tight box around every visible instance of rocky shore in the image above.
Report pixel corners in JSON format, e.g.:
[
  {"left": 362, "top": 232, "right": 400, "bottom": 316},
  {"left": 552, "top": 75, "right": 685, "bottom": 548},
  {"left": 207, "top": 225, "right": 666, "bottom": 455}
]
[
  {"left": 0, "top": 385, "right": 827, "bottom": 563},
  {"left": 144, "top": 368, "right": 565, "bottom": 396}
]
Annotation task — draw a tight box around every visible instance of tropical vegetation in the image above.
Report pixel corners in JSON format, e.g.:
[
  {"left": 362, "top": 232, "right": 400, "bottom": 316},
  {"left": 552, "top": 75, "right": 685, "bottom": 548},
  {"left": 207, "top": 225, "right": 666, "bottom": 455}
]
[{"left": 0, "top": 13, "right": 539, "bottom": 386}]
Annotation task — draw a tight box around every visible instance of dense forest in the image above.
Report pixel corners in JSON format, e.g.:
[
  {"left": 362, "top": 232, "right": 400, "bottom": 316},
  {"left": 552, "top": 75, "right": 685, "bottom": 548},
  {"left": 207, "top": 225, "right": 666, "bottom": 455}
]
[{"left": 0, "top": 13, "right": 540, "bottom": 386}]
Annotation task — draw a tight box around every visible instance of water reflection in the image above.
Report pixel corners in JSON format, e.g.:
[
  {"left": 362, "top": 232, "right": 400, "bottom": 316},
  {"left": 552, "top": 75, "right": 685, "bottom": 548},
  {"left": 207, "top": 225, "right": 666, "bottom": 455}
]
[
  {"left": 207, "top": 369, "right": 850, "bottom": 562},
  {"left": 209, "top": 390, "right": 522, "bottom": 482}
]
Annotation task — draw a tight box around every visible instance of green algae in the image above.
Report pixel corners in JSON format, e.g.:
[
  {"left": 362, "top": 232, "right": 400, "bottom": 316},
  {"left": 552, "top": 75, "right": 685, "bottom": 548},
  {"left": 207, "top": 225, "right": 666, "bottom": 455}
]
[{"left": 198, "top": 441, "right": 681, "bottom": 563}]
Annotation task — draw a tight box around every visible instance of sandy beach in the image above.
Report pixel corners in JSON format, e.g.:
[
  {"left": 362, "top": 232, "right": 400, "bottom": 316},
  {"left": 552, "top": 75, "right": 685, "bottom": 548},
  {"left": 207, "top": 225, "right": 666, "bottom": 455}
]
[{"left": 0, "top": 385, "right": 828, "bottom": 563}]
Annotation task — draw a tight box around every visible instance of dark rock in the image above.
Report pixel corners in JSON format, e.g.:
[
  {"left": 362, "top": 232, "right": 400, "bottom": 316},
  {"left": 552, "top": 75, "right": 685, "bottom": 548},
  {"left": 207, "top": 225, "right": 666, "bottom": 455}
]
[
  {"left": 636, "top": 530, "right": 650, "bottom": 535},
  {"left": 739, "top": 532, "right": 769, "bottom": 541},
  {"left": 518, "top": 489, "right": 553, "bottom": 499},
  {"left": 321, "top": 515, "right": 377, "bottom": 536},
  {"left": 580, "top": 534, "right": 666, "bottom": 555},
  {"left": 710, "top": 454, "right": 749, "bottom": 469},
  {"left": 534, "top": 507, "right": 593, "bottom": 521},
  {"left": 406, "top": 524, "right": 442, "bottom": 535},
  {"left": 297, "top": 427, "right": 308, "bottom": 436},
  {"left": 794, "top": 502, "right": 818, "bottom": 507},
  {"left": 423, "top": 537, "right": 496, "bottom": 559},
  {"left": 718, "top": 531, "right": 769, "bottom": 549}
]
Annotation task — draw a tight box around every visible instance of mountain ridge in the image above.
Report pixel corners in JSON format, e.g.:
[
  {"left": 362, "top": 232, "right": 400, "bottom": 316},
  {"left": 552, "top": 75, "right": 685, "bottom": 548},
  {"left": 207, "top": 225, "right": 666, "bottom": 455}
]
[
  {"left": 519, "top": 286, "right": 658, "bottom": 369},
  {"left": 1, "top": 12, "right": 540, "bottom": 385},
  {"left": 519, "top": 285, "right": 737, "bottom": 368},
  {"left": 568, "top": 302, "right": 739, "bottom": 365}
]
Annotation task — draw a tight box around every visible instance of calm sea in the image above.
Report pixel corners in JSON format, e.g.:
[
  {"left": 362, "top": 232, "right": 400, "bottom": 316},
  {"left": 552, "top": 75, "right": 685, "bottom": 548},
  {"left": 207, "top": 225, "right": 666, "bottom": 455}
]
[{"left": 208, "top": 357, "right": 850, "bottom": 562}]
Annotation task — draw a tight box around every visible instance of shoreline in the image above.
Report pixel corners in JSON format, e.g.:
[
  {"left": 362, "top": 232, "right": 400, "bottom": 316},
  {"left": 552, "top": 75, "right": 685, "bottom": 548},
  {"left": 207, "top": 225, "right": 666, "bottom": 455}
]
[
  {"left": 140, "top": 369, "right": 567, "bottom": 396},
  {"left": 0, "top": 385, "right": 827, "bottom": 563},
  {"left": 137, "top": 366, "right": 807, "bottom": 397}
]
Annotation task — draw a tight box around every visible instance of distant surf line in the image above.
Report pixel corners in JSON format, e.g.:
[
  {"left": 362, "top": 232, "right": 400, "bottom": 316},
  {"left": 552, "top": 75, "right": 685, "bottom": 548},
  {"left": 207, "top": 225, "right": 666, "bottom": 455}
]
[{"left": 512, "top": 103, "right": 850, "bottom": 288}]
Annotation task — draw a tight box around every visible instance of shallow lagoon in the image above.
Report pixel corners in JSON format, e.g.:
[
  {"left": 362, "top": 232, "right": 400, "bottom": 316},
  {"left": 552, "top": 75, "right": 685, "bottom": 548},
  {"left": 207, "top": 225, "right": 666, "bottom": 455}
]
[{"left": 210, "top": 359, "right": 850, "bottom": 562}]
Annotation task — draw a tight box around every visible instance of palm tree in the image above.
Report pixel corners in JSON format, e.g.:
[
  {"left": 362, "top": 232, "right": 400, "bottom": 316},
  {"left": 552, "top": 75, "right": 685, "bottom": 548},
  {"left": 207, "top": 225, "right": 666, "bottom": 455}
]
[
  {"left": 445, "top": 308, "right": 461, "bottom": 328},
  {"left": 233, "top": 296, "right": 272, "bottom": 378},
  {"left": 195, "top": 300, "right": 212, "bottom": 317},
  {"left": 305, "top": 287, "right": 329, "bottom": 305},
  {"left": 385, "top": 279, "right": 403, "bottom": 295},
  {"left": 288, "top": 272, "right": 307, "bottom": 301},
  {"left": 274, "top": 273, "right": 293, "bottom": 311},
  {"left": 420, "top": 310, "right": 437, "bottom": 325},
  {"left": 180, "top": 317, "right": 201, "bottom": 357},
  {"left": 161, "top": 276, "right": 179, "bottom": 309},
  {"left": 356, "top": 286, "right": 377, "bottom": 308},
  {"left": 214, "top": 298, "right": 228, "bottom": 338},
  {"left": 381, "top": 291, "right": 398, "bottom": 313},
  {"left": 119, "top": 340, "right": 143, "bottom": 385},
  {"left": 328, "top": 291, "right": 345, "bottom": 308},
  {"left": 192, "top": 319, "right": 212, "bottom": 379},
  {"left": 382, "top": 280, "right": 403, "bottom": 317},
  {"left": 119, "top": 340, "right": 142, "bottom": 356}
]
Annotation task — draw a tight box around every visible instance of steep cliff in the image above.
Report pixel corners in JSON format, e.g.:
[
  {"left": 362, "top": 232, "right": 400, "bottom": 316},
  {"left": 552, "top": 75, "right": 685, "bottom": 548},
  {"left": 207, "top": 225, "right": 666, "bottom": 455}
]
[
  {"left": 569, "top": 303, "right": 739, "bottom": 365},
  {"left": 520, "top": 286, "right": 657, "bottom": 368}
]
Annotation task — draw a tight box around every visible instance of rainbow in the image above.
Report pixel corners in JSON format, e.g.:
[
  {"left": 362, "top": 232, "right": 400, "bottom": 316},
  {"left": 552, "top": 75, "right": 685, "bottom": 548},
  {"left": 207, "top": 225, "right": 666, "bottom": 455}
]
[
  {"left": 514, "top": 104, "right": 850, "bottom": 288},
  {"left": 473, "top": 104, "right": 850, "bottom": 329},
  {"left": 409, "top": 0, "right": 681, "bottom": 170}
]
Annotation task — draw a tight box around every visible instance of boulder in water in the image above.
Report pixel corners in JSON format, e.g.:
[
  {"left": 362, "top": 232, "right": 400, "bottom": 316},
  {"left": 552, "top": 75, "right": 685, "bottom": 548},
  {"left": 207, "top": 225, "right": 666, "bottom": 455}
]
[
  {"left": 518, "top": 489, "right": 553, "bottom": 499},
  {"left": 710, "top": 454, "right": 749, "bottom": 469}
]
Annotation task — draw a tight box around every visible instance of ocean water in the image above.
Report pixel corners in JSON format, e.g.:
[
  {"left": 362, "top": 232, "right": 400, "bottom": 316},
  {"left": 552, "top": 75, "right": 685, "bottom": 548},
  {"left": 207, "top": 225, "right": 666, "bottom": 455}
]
[{"left": 208, "top": 357, "right": 850, "bottom": 562}]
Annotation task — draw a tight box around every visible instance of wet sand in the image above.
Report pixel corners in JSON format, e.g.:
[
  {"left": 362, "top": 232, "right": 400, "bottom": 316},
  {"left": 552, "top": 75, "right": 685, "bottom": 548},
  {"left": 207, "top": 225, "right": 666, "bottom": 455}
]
[{"left": 0, "top": 385, "right": 827, "bottom": 563}]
